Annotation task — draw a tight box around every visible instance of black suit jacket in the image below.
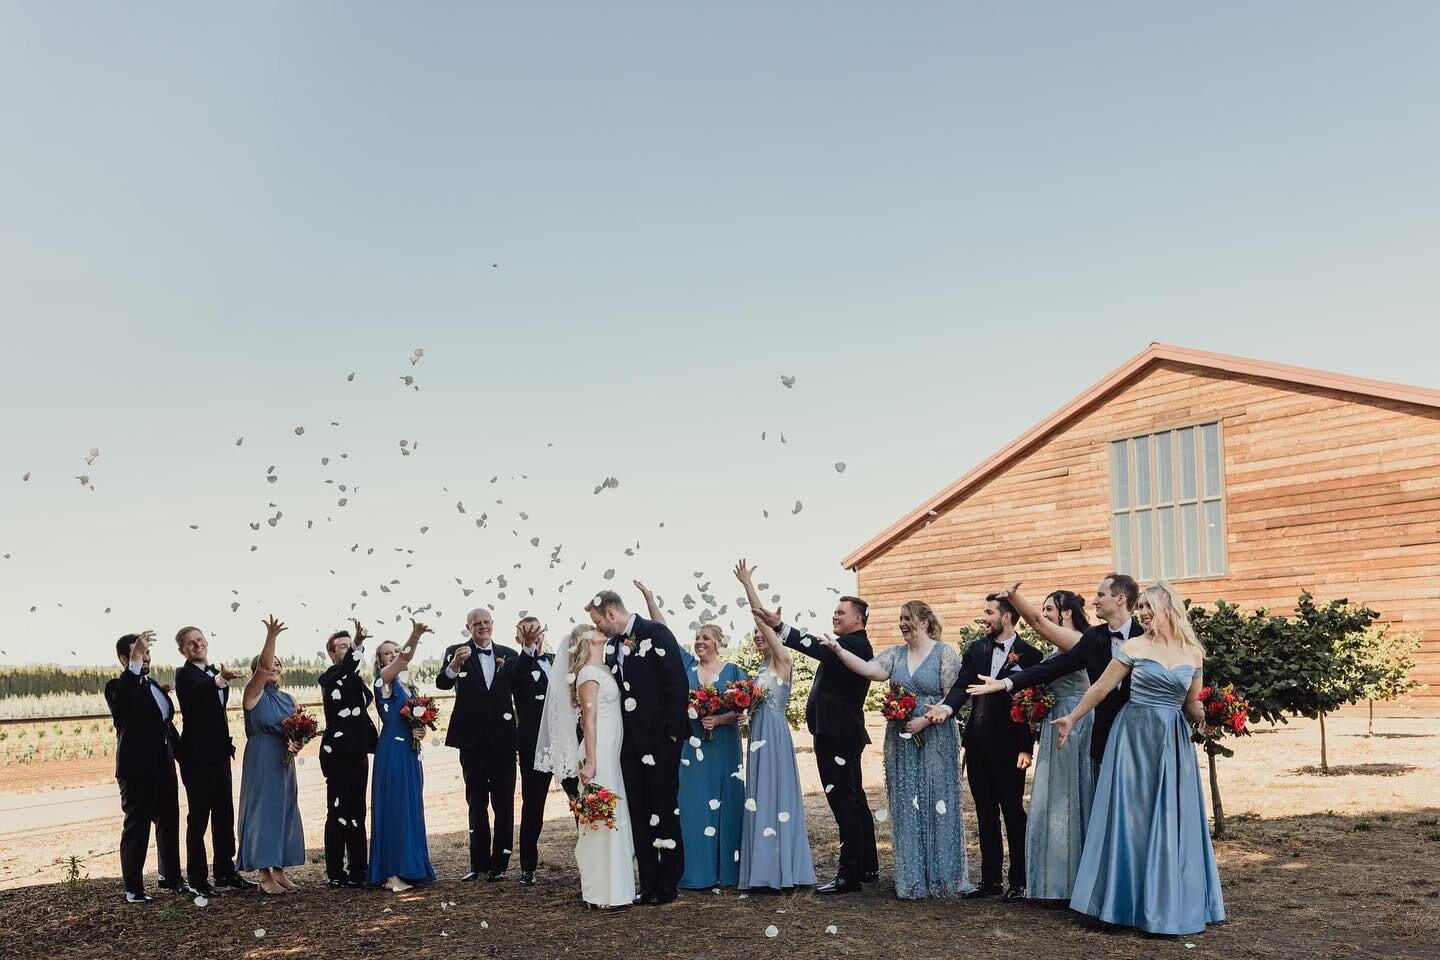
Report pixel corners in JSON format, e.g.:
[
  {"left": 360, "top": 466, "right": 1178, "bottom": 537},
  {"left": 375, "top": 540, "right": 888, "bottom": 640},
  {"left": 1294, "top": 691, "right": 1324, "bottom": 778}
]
[
  {"left": 781, "top": 624, "right": 872, "bottom": 749},
  {"left": 942, "top": 636, "right": 1044, "bottom": 758},
  {"left": 174, "top": 660, "right": 233, "bottom": 767},
  {"left": 603, "top": 616, "right": 689, "bottom": 754},
  {"left": 105, "top": 670, "right": 180, "bottom": 779},
  {"left": 317, "top": 645, "right": 378, "bottom": 757},
  {"left": 434, "top": 641, "right": 520, "bottom": 753},
  {"left": 1001, "top": 619, "right": 1144, "bottom": 763},
  {"left": 511, "top": 649, "right": 555, "bottom": 764}
]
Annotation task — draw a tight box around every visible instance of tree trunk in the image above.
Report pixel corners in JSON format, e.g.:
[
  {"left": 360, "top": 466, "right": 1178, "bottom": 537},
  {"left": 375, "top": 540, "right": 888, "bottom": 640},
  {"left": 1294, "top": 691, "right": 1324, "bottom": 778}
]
[
  {"left": 1319, "top": 711, "right": 1329, "bottom": 774},
  {"left": 1368, "top": 699, "right": 1374, "bottom": 737},
  {"left": 1207, "top": 747, "right": 1226, "bottom": 840}
]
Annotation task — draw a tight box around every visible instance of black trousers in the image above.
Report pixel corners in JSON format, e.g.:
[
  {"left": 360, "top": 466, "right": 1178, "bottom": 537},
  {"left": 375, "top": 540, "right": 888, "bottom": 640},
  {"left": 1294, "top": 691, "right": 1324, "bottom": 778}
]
[
  {"left": 813, "top": 733, "right": 878, "bottom": 881},
  {"left": 118, "top": 766, "right": 182, "bottom": 894},
  {"left": 516, "top": 748, "right": 553, "bottom": 873},
  {"left": 178, "top": 759, "right": 236, "bottom": 885},
  {"left": 620, "top": 738, "right": 683, "bottom": 898},
  {"left": 320, "top": 752, "right": 369, "bottom": 881},
  {"left": 460, "top": 745, "right": 516, "bottom": 874},
  {"left": 967, "top": 747, "right": 1028, "bottom": 888}
]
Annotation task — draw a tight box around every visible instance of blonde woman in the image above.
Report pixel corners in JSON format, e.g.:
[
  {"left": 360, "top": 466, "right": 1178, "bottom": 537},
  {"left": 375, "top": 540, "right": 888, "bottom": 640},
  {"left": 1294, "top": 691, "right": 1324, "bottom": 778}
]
[
  {"left": 368, "top": 620, "right": 435, "bottom": 891},
  {"left": 1049, "top": 581, "right": 1224, "bottom": 935},
  {"left": 552, "top": 623, "right": 635, "bottom": 908},
  {"left": 677, "top": 623, "right": 746, "bottom": 889}
]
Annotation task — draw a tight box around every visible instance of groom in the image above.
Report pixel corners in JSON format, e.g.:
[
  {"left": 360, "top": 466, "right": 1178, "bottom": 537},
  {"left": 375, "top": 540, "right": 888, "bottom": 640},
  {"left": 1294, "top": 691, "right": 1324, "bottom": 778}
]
[{"left": 586, "top": 589, "right": 689, "bottom": 905}]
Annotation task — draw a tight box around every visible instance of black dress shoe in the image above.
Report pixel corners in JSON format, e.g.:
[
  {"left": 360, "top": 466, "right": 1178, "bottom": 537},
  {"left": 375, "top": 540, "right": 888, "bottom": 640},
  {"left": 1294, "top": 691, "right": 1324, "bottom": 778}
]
[
  {"left": 651, "top": 890, "right": 677, "bottom": 905},
  {"left": 216, "top": 874, "right": 258, "bottom": 891},
  {"left": 816, "top": 878, "right": 862, "bottom": 895},
  {"left": 862, "top": 870, "right": 880, "bottom": 883},
  {"left": 124, "top": 891, "right": 153, "bottom": 904},
  {"left": 460, "top": 871, "right": 480, "bottom": 882},
  {"left": 486, "top": 870, "right": 506, "bottom": 882},
  {"left": 519, "top": 871, "right": 535, "bottom": 887},
  {"left": 343, "top": 878, "right": 366, "bottom": 888},
  {"left": 189, "top": 881, "right": 219, "bottom": 898},
  {"left": 327, "top": 878, "right": 347, "bottom": 889},
  {"left": 156, "top": 877, "right": 196, "bottom": 895},
  {"left": 964, "top": 883, "right": 1002, "bottom": 899},
  {"left": 1004, "top": 885, "right": 1026, "bottom": 903}
]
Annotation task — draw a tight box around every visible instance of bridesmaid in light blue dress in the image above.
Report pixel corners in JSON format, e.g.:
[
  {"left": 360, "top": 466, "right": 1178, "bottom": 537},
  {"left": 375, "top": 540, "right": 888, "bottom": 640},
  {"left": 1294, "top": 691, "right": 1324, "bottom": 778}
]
[
  {"left": 678, "top": 625, "right": 746, "bottom": 889},
  {"left": 823, "top": 601, "right": 971, "bottom": 899},
  {"left": 1052, "top": 583, "right": 1224, "bottom": 936},
  {"left": 1001, "top": 586, "right": 1096, "bottom": 900},
  {"left": 235, "top": 617, "right": 305, "bottom": 894},
  {"left": 737, "top": 619, "right": 815, "bottom": 891}
]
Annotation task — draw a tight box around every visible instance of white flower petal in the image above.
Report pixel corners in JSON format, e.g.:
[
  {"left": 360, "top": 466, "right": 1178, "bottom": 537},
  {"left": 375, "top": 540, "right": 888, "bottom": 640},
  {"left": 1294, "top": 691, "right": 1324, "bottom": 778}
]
[
  {"left": 745, "top": 798, "right": 758, "bottom": 812},
  {"left": 824, "top": 783, "right": 833, "bottom": 793},
  {"left": 763, "top": 827, "right": 776, "bottom": 837},
  {"left": 642, "top": 754, "right": 656, "bottom": 766},
  {"left": 689, "top": 736, "right": 702, "bottom": 748},
  {"left": 874, "top": 808, "right": 889, "bottom": 822},
  {"left": 703, "top": 826, "right": 716, "bottom": 837},
  {"left": 765, "top": 925, "right": 779, "bottom": 938},
  {"left": 833, "top": 756, "right": 846, "bottom": 765},
  {"left": 778, "top": 811, "right": 790, "bottom": 823},
  {"left": 193, "top": 896, "right": 208, "bottom": 907},
  {"left": 254, "top": 929, "right": 266, "bottom": 939},
  {"left": 624, "top": 698, "right": 637, "bottom": 712},
  {"left": 503, "top": 713, "right": 513, "bottom": 721},
  {"left": 687, "top": 707, "right": 699, "bottom": 719},
  {"left": 826, "top": 925, "right": 838, "bottom": 934},
  {"left": 708, "top": 798, "right": 721, "bottom": 810},
  {"left": 649, "top": 814, "right": 660, "bottom": 826},
  {"left": 936, "top": 799, "right": 947, "bottom": 815},
  {"left": 749, "top": 739, "right": 766, "bottom": 752},
  {"left": 695, "top": 748, "right": 704, "bottom": 761}
]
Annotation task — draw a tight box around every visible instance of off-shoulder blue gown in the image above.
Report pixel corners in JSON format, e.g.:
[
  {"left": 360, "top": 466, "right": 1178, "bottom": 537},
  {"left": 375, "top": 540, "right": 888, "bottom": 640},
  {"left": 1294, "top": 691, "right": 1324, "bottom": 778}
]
[{"left": 1069, "top": 650, "right": 1225, "bottom": 934}]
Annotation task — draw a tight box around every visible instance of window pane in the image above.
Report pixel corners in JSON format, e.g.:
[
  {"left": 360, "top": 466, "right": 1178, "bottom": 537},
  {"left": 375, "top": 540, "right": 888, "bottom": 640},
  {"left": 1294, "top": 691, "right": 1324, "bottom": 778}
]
[
  {"left": 1113, "top": 512, "right": 1133, "bottom": 574},
  {"left": 1111, "top": 441, "right": 1130, "bottom": 509},
  {"left": 1134, "top": 436, "right": 1152, "bottom": 506},
  {"left": 1136, "top": 509, "right": 1154, "bottom": 580},
  {"left": 1202, "top": 422, "right": 1223, "bottom": 498},
  {"left": 1205, "top": 500, "right": 1227, "bottom": 575},
  {"left": 1155, "top": 432, "right": 1174, "bottom": 505},
  {"left": 1181, "top": 502, "right": 1201, "bottom": 576},
  {"left": 1158, "top": 506, "right": 1177, "bottom": 579},
  {"left": 1178, "top": 427, "right": 1197, "bottom": 500}
]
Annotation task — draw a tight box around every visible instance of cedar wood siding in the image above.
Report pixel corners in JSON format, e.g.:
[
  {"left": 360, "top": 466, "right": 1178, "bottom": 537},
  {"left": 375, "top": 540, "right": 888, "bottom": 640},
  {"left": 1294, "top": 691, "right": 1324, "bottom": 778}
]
[{"left": 852, "top": 359, "right": 1440, "bottom": 695}]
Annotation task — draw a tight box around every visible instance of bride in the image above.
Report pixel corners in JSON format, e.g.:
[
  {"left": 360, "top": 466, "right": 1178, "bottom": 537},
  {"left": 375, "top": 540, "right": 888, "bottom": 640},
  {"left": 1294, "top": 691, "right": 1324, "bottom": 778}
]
[{"left": 535, "top": 624, "right": 636, "bottom": 908}]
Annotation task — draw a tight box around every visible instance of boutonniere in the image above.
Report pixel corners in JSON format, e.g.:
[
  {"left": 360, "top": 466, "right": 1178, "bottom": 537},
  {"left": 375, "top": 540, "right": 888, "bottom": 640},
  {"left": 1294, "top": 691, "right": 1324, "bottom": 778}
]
[
  {"left": 496, "top": 657, "right": 509, "bottom": 669},
  {"left": 158, "top": 682, "right": 173, "bottom": 694},
  {"left": 1006, "top": 652, "right": 1020, "bottom": 667},
  {"left": 621, "top": 634, "right": 635, "bottom": 649}
]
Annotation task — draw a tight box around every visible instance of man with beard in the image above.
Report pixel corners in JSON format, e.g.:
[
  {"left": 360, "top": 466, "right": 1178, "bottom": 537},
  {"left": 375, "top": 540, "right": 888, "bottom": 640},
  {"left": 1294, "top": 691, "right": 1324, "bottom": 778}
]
[{"left": 317, "top": 619, "right": 379, "bottom": 887}]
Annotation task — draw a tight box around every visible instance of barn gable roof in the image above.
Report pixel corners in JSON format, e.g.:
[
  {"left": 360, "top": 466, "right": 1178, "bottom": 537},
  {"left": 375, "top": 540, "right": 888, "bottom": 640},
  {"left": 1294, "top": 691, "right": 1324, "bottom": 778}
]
[{"left": 842, "top": 343, "right": 1440, "bottom": 571}]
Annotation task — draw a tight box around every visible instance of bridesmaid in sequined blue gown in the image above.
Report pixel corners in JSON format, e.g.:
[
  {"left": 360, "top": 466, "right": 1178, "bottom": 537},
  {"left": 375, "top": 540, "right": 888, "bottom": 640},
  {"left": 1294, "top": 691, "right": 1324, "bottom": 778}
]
[
  {"left": 823, "top": 601, "right": 972, "bottom": 899},
  {"left": 1052, "top": 582, "right": 1224, "bottom": 936},
  {"left": 998, "top": 585, "right": 1096, "bottom": 900}
]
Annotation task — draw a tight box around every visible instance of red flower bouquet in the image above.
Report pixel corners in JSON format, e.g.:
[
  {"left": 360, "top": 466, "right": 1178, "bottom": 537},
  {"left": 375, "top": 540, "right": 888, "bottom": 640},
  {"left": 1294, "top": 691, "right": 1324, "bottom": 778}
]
[
  {"left": 279, "top": 706, "right": 320, "bottom": 765},
  {"left": 1192, "top": 684, "right": 1251, "bottom": 756},
  {"left": 1009, "top": 685, "right": 1056, "bottom": 733},
  {"left": 399, "top": 694, "right": 441, "bottom": 753},
  {"left": 879, "top": 683, "right": 925, "bottom": 748},
  {"left": 722, "top": 678, "right": 766, "bottom": 714},
  {"left": 689, "top": 684, "right": 725, "bottom": 740},
  {"left": 569, "top": 782, "right": 620, "bottom": 830}
]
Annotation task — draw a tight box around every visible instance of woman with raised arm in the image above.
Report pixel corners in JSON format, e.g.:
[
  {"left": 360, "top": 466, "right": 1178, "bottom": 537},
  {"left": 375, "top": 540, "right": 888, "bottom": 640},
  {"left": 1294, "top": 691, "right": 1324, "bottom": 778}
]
[
  {"left": 1050, "top": 581, "right": 1224, "bottom": 935},
  {"left": 819, "top": 601, "right": 970, "bottom": 899},
  {"left": 368, "top": 619, "right": 437, "bottom": 891},
  {"left": 736, "top": 614, "right": 815, "bottom": 892},
  {"left": 676, "top": 623, "right": 746, "bottom": 890},
  {"left": 235, "top": 616, "right": 305, "bottom": 894},
  {"left": 995, "top": 583, "right": 1095, "bottom": 901}
]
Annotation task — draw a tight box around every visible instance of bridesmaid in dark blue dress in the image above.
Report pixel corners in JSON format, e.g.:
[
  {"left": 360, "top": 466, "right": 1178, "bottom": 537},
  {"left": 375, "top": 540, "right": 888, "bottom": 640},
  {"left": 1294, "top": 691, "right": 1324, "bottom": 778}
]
[
  {"left": 235, "top": 616, "right": 305, "bottom": 895},
  {"left": 677, "top": 625, "right": 746, "bottom": 889},
  {"left": 368, "top": 620, "right": 436, "bottom": 891},
  {"left": 1051, "top": 583, "right": 1224, "bottom": 936}
]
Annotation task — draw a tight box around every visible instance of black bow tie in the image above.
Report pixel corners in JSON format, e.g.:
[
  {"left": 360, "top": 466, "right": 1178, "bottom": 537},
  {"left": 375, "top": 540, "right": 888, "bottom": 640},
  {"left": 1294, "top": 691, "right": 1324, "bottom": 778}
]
[
  {"left": 204, "top": 665, "right": 217, "bottom": 675},
  {"left": 473, "top": 647, "right": 493, "bottom": 657},
  {"left": 1109, "top": 630, "right": 1126, "bottom": 641},
  {"left": 992, "top": 639, "right": 1009, "bottom": 652}
]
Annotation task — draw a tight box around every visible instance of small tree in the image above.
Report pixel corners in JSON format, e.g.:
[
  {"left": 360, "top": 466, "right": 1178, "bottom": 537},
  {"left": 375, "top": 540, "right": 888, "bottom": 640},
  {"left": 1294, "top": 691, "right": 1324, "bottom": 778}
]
[{"left": 1355, "top": 625, "right": 1423, "bottom": 735}]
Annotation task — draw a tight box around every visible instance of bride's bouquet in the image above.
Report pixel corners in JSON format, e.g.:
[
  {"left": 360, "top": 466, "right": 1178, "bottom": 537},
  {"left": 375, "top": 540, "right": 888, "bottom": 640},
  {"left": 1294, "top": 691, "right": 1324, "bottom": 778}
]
[
  {"left": 689, "top": 684, "right": 725, "bottom": 740},
  {"left": 399, "top": 694, "right": 441, "bottom": 753},
  {"left": 569, "top": 783, "right": 620, "bottom": 831},
  {"left": 279, "top": 706, "right": 320, "bottom": 765}
]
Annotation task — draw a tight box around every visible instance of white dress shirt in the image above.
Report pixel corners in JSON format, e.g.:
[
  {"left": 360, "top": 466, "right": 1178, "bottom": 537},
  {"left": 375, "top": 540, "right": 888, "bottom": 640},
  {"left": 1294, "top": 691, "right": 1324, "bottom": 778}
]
[
  {"left": 989, "top": 633, "right": 1017, "bottom": 677},
  {"left": 525, "top": 644, "right": 550, "bottom": 678},
  {"left": 614, "top": 613, "right": 638, "bottom": 678},
  {"left": 128, "top": 661, "right": 173, "bottom": 721}
]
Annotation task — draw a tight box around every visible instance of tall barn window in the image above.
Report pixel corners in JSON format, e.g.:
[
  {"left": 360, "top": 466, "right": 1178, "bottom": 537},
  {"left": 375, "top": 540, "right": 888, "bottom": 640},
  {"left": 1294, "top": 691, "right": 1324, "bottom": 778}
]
[{"left": 1109, "top": 421, "right": 1227, "bottom": 579}]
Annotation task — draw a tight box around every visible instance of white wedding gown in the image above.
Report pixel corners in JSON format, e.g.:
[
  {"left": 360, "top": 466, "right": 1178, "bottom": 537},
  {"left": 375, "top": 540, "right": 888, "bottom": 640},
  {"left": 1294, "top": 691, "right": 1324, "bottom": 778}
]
[{"left": 574, "top": 664, "right": 636, "bottom": 907}]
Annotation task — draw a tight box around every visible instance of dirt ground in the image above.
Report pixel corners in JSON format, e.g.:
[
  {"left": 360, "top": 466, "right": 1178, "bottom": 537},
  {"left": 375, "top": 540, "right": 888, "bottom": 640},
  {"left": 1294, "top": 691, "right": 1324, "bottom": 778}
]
[{"left": 1, "top": 708, "right": 1437, "bottom": 960}]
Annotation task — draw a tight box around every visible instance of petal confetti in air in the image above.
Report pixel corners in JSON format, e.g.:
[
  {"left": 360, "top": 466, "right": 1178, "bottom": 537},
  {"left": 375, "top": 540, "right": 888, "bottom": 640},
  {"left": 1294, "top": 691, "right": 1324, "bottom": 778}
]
[{"left": 780, "top": 375, "right": 795, "bottom": 388}]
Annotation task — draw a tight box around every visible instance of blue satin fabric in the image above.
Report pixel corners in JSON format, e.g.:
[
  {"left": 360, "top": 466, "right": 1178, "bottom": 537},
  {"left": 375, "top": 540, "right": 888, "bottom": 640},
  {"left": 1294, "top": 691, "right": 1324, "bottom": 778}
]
[
  {"left": 1068, "top": 651, "right": 1225, "bottom": 934},
  {"left": 1025, "top": 659, "right": 1094, "bottom": 900}
]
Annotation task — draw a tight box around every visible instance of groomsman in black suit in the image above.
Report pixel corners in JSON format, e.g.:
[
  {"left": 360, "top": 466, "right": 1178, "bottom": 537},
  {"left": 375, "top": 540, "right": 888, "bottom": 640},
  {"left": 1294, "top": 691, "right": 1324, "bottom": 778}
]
[
  {"left": 436, "top": 606, "right": 520, "bottom": 881},
  {"left": 965, "top": 574, "right": 1142, "bottom": 777},
  {"left": 511, "top": 617, "right": 559, "bottom": 887},
  {"left": 105, "top": 631, "right": 185, "bottom": 903},
  {"left": 173, "top": 626, "right": 254, "bottom": 896},
  {"left": 924, "top": 593, "right": 1042, "bottom": 901},
  {"left": 317, "top": 619, "right": 379, "bottom": 887},
  {"left": 750, "top": 582, "right": 879, "bottom": 895},
  {"left": 587, "top": 589, "right": 689, "bottom": 906}
]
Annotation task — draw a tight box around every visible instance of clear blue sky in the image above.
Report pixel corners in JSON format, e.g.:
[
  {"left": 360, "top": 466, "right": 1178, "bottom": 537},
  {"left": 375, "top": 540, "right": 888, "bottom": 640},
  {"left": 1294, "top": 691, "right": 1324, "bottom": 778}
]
[{"left": 3, "top": 3, "right": 1438, "bottom": 667}]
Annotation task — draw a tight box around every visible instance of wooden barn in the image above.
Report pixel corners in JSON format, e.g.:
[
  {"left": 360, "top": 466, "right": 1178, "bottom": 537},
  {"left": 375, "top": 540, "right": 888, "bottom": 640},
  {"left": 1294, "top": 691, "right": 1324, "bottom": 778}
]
[{"left": 843, "top": 344, "right": 1440, "bottom": 697}]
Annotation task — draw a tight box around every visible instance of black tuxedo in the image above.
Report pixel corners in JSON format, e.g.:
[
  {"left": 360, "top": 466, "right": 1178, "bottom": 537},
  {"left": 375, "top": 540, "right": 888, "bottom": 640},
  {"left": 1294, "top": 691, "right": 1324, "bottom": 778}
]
[
  {"left": 173, "top": 660, "right": 239, "bottom": 885},
  {"left": 435, "top": 640, "right": 520, "bottom": 874},
  {"left": 317, "top": 644, "right": 378, "bottom": 883},
  {"left": 781, "top": 624, "right": 879, "bottom": 882},
  {"left": 1001, "top": 619, "right": 1144, "bottom": 766},
  {"left": 605, "top": 615, "right": 689, "bottom": 899},
  {"left": 512, "top": 647, "right": 560, "bottom": 873},
  {"left": 105, "top": 669, "right": 183, "bottom": 894},
  {"left": 943, "top": 634, "right": 1042, "bottom": 888}
]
